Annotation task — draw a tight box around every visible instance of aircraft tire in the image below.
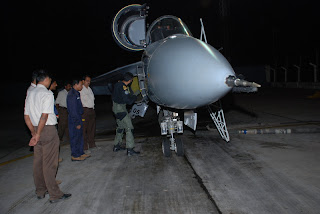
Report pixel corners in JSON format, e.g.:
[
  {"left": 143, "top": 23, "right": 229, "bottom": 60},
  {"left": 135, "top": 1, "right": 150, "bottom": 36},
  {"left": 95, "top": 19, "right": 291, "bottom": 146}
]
[
  {"left": 162, "top": 139, "right": 171, "bottom": 157},
  {"left": 175, "top": 138, "right": 184, "bottom": 156}
]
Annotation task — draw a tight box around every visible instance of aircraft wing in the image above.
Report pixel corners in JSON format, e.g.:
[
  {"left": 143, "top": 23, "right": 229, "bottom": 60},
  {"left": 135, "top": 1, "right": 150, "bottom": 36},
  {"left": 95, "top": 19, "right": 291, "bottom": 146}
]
[{"left": 91, "top": 61, "right": 142, "bottom": 95}]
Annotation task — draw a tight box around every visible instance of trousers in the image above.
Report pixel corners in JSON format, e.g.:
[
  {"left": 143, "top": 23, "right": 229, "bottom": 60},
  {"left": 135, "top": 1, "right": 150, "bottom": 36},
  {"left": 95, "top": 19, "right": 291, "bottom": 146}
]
[
  {"left": 113, "top": 102, "right": 135, "bottom": 149},
  {"left": 68, "top": 120, "right": 84, "bottom": 158},
  {"left": 58, "top": 107, "right": 69, "bottom": 141},
  {"left": 82, "top": 107, "right": 96, "bottom": 150},
  {"left": 33, "top": 126, "right": 64, "bottom": 200}
]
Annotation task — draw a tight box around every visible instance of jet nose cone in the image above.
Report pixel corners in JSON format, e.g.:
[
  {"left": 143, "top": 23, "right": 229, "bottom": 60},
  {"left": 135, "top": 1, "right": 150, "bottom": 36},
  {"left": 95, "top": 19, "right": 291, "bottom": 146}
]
[{"left": 147, "top": 35, "right": 235, "bottom": 109}]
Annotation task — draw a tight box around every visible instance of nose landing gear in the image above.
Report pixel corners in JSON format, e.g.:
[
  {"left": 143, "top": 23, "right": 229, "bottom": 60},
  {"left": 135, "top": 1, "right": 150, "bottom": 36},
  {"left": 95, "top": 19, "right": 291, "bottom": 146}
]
[
  {"left": 159, "top": 109, "right": 185, "bottom": 157},
  {"left": 162, "top": 136, "right": 184, "bottom": 157}
]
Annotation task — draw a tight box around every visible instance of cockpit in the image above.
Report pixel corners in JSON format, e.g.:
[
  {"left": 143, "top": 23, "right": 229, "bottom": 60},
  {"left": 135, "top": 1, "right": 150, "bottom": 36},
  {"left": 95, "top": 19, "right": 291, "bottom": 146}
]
[{"left": 146, "top": 16, "right": 192, "bottom": 44}]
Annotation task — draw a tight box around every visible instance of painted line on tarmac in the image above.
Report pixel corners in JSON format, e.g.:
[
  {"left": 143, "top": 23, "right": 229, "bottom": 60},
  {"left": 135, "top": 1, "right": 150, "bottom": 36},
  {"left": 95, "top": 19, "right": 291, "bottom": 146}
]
[
  {"left": 0, "top": 137, "right": 157, "bottom": 166},
  {"left": 0, "top": 153, "right": 34, "bottom": 167},
  {"left": 0, "top": 143, "right": 70, "bottom": 167}
]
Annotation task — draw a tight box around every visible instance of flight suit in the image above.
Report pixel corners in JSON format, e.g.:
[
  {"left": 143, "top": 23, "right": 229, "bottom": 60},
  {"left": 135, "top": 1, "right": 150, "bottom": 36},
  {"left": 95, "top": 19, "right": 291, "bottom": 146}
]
[
  {"left": 112, "top": 81, "right": 137, "bottom": 149},
  {"left": 67, "top": 88, "right": 84, "bottom": 158}
]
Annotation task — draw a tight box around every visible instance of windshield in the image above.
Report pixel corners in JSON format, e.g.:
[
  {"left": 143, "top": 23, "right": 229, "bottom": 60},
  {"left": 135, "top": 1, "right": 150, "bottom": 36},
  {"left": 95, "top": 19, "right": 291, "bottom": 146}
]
[{"left": 147, "top": 16, "right": 192, "bottom": 44}]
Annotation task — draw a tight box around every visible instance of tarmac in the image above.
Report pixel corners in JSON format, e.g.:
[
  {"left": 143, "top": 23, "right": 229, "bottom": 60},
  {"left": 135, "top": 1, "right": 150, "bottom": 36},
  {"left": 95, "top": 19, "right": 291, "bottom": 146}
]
[{"left": 1, "top": 87, "right": 320, "bottom": 214}]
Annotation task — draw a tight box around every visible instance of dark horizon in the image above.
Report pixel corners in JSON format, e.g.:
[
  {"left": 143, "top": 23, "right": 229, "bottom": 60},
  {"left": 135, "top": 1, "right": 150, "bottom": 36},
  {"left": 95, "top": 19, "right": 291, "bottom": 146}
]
[{"left": 2, "top": 0, "right": 320, "bottom": 83}]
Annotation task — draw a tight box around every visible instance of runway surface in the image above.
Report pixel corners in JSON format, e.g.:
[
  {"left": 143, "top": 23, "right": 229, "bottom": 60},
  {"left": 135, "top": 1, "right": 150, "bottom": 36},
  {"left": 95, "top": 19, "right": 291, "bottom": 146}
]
[{"left": 1, "top": 87, "right": 320, "bottom": 214}]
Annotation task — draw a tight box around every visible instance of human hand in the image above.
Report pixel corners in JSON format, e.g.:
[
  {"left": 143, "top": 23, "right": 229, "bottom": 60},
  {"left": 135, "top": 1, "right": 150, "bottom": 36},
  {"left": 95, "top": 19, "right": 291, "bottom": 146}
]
[
  {"left": 29, "top": 134, "right": 40, "bottom": 146},
  {"left": 76, "top": 125, "right": 81, "bottom": 129}
]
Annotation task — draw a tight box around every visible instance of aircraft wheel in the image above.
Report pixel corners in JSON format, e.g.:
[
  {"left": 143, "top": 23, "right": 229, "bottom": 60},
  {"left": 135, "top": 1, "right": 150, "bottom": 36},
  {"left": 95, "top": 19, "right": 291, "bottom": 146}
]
[
  {"left": 162, "top": 139, "right": 171, "bottom": 157},
  {"left": 175, "top": 138, "right": 184, "bottom": 156}
]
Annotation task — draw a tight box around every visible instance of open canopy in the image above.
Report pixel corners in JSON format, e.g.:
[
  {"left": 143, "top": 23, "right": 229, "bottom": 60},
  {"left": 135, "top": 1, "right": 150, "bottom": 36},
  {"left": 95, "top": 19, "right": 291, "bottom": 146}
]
[
  {"left": 112, "top": 4, "right": 192, "bottom": 51},
  {"left": 112, "top": 4, "right": 147, "bottom": 51}
]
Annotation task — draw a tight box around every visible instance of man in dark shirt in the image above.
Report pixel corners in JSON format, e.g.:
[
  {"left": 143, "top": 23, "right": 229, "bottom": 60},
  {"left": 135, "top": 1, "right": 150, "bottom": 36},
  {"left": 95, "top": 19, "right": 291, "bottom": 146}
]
[
  {"left": 67, "top": 78, "right": 90, "bottom": 161},
  {"left": 112, "top": 72, "right": 140, "bottom": 156}
]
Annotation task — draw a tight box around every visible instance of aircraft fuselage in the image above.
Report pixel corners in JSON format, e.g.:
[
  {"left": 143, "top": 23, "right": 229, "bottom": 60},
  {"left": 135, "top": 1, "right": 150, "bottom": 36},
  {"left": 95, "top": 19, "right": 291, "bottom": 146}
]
[{"left": 143, "top": 34, "right": 235, "bottom": 109}]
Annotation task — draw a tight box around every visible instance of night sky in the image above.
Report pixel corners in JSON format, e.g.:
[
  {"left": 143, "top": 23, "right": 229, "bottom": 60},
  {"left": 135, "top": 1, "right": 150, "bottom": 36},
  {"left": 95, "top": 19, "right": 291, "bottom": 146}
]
[{"left": 3, "top": 0, "right": 320, "bottom": 83}]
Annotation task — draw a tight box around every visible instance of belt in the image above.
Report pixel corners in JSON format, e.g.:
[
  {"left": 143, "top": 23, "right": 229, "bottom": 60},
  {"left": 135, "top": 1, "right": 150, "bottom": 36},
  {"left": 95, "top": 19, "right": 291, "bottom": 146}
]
[
  {"left": 34, "top": 125, "right": 57, "bottom": 128},
  {"left": 59, "top": 106, "right": 67, "bottom": 109}
]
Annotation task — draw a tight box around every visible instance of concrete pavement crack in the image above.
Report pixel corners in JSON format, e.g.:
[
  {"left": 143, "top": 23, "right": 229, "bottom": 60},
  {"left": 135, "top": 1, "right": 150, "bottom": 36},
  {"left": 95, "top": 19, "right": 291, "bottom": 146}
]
[{"left": 183, "top": 154, "right": 222, "bottom": 214}]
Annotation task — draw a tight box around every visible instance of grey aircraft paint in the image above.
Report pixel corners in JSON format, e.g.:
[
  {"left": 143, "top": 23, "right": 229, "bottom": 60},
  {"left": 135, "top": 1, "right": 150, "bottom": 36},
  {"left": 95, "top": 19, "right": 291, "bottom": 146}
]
[{"left": 91, "top": 5, "right": 237, "bottom": 110}]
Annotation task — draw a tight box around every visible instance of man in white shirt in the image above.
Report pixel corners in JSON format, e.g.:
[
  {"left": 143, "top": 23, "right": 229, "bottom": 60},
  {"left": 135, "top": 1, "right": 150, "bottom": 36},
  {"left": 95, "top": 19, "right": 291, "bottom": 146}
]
[
  {"left": 26, "top": 70, "right": 38, "bottom": 95},
  {"left": 80, "top": 75, "right": 97, "bottom": 153},
  {"left": 49, "top": 79, "right": 64, "bottom": 166},
  {"left": 24, "top": 70, "right": 71, "bottom": 203},
  {"left": 55, "top": 82, "right": 72, "bottom": 142},
  {"left": 26, "top": 70, "right": 38, "bottom": 152}
]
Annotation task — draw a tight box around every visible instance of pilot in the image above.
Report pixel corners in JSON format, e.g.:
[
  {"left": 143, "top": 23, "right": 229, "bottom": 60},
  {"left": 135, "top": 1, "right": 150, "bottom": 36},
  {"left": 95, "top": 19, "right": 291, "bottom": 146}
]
[
  {"left": 151, "top": 24, "right": 164, "bottom": 42},
  {"left": 112, "top": 72, "right": 140, "bottom": 156},
  {"left": 163, "top": 24, "right": 173, "bottom": 38},
  {"left": 67, "top": 78, "right": 90, "bottom": 161}
]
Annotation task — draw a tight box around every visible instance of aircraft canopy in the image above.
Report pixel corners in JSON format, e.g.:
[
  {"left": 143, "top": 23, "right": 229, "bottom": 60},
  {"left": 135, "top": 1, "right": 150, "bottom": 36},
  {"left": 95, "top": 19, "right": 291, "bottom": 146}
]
[{"left": 147, "top": 16, "right": 192, "bottom": 44}]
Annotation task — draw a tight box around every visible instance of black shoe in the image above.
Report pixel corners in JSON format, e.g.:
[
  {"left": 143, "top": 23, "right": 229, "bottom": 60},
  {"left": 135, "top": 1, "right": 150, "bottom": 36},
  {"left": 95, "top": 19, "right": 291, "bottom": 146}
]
[
  {"left": 37, "top": 191, "right": 48, "bottom": 199},
  {"left": 49, "top": 193, "right": 72, "bottom": 203},
  {"left": 127, "top": 148, "right": 140, "bottom": 156},
  {"left": 37, "top": 195, "right": 45, "bottom": 199},
  {"left": 113, "top": 144, "right": 125, "bottom": 152}
]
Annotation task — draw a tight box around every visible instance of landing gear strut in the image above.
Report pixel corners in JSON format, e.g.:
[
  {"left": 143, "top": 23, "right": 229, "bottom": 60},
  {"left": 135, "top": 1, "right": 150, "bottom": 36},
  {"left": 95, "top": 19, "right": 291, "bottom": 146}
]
[{"left": 159, "top": 109, "right": 184, "bottom": 157}]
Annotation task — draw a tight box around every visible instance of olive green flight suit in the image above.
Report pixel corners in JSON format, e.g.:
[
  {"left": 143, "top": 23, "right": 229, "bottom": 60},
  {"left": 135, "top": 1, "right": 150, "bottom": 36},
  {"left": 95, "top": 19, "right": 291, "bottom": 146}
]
[{"left": 113, "top": 102, "right": 135, "bottom": 148}]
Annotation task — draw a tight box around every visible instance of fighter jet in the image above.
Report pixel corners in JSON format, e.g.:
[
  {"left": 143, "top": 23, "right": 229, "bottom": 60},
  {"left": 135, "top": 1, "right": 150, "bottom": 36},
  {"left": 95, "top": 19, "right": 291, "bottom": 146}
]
[{"left": 91, "top": 4, "right": 260, "bottom": 156}]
